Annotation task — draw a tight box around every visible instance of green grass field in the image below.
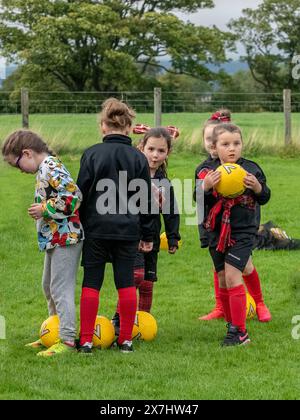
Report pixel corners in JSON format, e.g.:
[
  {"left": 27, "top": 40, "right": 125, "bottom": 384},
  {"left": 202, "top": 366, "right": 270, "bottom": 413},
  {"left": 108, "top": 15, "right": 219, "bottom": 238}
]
[
  {"left": 1, "top": 112, "right": 300, "bottom": 156},
  {"left": 0, "top": 114, "right": 300, "bottom": 400}
]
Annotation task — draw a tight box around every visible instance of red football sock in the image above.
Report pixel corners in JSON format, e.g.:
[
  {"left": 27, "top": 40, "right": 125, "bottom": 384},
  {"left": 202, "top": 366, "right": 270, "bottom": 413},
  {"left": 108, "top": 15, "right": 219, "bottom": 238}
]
[
  {"left": 80, "top": 287, "right": 99, "bottom": 345},
  {"left": 118, "top": 287, "right": 137, "bottom": 344},
  {"left": 243, "top": 268, "right": 264, "bottom": 305},
  {"left": 219, "top": 288, "right": 232, "bottom": 323},
  {"left": 213, "top": 271, "right": 223, "bottom": 311},
  {"left": 134, "top": 268, "right": 145, "bottom": 289},
  {"left": 228, "top": 285, "right": 247, "bottom": 332},
  {"left": 115, "top": 268, "right": 144, "bottom": 315},
  {"left": 138, "top": 280, "right": 154, "bottom": 312}
]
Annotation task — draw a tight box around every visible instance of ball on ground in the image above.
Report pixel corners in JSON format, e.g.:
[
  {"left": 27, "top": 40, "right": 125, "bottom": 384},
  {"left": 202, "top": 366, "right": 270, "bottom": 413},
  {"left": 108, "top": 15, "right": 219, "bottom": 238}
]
[
  {"left": 246, "top": 293, "right": 257, "bottom": 320},
  {"left": 40, "top": 315, "right": 60, "bottom": 348},
  {"left": 132, "top": 311, "right": 158, "bottom": 341},
  {"left": 93, "top": 315, "right": 115, "bottom": 349}
]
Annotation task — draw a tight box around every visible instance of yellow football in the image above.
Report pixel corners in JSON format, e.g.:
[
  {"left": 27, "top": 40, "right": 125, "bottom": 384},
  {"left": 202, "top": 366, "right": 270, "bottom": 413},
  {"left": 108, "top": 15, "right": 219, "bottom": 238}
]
[
  {"left": 39, "top": 315, "right": 60, "bottom": 348},
  {"left": 160, "top": 232, "right": 182, "bottom": 251},
  {"left": 132, "top": 322, "right": 139, "bottom": 340},
  {"left": 93, "top": 315, "right": 115, "bottom": 349},
  {"left": 132, "top": 311, "right": 158, "bottom": 341},
  {"left": 246, "top": 293, "right": 257, "bottom": 320},
  {"left": 215, "top": 163, "right": 247, "bottom": 198}
]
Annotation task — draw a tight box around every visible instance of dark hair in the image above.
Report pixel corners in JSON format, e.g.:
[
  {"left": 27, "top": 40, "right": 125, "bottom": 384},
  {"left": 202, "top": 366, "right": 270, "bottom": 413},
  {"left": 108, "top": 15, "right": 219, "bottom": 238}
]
[
  {"left": 2, "top": 130, "right": 54, "bottom": 157},
  {"left": 211, "top": 123, "right": 243, "bottom": 146},
  {"left": 100, "top": 97, "right": 136, "bottom": 131},
  {"left": 139, "top": 127, "right": 172, "bottom": 177}
]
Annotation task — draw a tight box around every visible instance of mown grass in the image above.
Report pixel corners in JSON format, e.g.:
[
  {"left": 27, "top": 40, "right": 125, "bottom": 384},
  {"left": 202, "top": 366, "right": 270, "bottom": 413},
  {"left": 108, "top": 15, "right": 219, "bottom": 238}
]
[
  {"left": 1, "top": 112, "right": 300, "bottom": 157},
  {"left": 0, "top": 124, "right": 300, "bottom": 400}
]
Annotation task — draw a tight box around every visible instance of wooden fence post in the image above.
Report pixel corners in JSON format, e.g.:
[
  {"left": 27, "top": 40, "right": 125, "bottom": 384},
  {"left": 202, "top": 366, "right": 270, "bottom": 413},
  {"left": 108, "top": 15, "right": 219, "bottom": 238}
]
[
  {"left": 154, "top": 87, "right": 162, "bottom": 127},
  {"left": 283, "top": 89, "right": 292, "bottom": 145},
  {"left": 21, "top": 87, "right": 29, "bottom": 128}
]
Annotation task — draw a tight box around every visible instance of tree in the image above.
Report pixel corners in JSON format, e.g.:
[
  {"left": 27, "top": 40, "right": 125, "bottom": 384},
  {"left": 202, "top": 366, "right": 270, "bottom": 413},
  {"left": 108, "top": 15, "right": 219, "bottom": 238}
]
[
  {"left": 0, "top": 0, "right": 234, "bottom": 92},
  {"left": 158, "top": 72, "right": 212, "bottom": 112},
  {"left": 215, "top": 70, "right": 283, "bottom": 112},
  {"left": 229, "top": 0, "right": 300, "bottom": 91}
]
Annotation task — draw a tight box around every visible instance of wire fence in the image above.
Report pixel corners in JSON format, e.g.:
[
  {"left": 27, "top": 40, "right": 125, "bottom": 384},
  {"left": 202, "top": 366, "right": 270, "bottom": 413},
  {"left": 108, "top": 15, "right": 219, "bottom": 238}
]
[
  {"left": 1, "top": 90, "right": 300, "bottom": 114},
  {"left": 0, "top": 91, "right": 155, "bottom": 114}
]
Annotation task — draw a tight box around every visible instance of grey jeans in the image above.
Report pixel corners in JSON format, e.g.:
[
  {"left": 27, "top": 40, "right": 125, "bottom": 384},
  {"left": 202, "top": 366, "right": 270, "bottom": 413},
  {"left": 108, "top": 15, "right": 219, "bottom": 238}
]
[{"left": 42, "top": 242, "right": 82, "bottom": 342}]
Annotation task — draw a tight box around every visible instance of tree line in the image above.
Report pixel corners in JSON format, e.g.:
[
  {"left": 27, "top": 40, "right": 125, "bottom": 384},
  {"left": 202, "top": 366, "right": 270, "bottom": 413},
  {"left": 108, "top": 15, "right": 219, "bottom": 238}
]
[{"left": 0, "top": 0, "right": 299, "bottom": 99}]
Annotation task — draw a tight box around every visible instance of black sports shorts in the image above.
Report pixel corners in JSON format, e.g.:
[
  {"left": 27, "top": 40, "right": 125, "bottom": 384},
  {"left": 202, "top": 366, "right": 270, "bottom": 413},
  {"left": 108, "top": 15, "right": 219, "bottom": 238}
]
[
  {"left": 209, "top": 235, "right": 255, "bottom": 273},
  {"left": 82, "top": 238, "right": 139, "bottom": 290}
]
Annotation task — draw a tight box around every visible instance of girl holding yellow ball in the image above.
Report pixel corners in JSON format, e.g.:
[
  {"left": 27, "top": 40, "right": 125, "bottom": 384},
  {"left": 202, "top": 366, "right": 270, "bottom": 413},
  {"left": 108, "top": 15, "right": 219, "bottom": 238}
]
[
  {"left": 195, "top": 112, "right": 272, "bottom": 326},
  {"left": 196, "top": 122, "right": 271, "bottom": 346}
]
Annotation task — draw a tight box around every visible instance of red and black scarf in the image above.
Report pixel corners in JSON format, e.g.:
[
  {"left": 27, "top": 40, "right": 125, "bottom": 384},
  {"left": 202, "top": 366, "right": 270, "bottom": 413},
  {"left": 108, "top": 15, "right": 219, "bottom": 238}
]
[{"left": 204, "top": 195, "right": 256, "bottom": 253}]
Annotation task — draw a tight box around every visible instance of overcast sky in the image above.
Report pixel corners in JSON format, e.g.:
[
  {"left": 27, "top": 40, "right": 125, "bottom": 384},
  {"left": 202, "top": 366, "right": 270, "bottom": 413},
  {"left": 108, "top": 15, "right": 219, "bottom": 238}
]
[
  {"left": 0, "top": 0, "right": 263, "bottom": 76},
  {"left": 177, "top": 0, "right": 263, "bottom": 58},
  {"left": 177, "top": 0, "right": 262, "bottom": 29}
]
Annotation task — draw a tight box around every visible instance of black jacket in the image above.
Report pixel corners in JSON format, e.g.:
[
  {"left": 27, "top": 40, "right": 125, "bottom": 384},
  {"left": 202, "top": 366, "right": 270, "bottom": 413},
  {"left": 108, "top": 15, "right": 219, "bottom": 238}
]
[
  {"left": 77, "top": 134, "right": 154, "bottom": 242},
  {"left": 151, "top": 168, "right": 181, "bottom": 252},
  {"left": 194, "top": 155, "right": 218, "bottom": 248},
  {"left": 195, "top": 157, "right": 271, "bottom": 248}
]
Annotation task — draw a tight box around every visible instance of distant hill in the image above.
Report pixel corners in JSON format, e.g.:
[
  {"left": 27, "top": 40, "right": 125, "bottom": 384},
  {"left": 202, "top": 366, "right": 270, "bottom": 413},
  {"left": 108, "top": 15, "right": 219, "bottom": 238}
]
[
  {"left": 0, "top": 60, "right": 248, "bottom": 88},
  {"left": 158, "top": 59, "right": 248, "bottom": 74},
  {"left": 206, "top": 61, "right": 249, "bottom": 74}
]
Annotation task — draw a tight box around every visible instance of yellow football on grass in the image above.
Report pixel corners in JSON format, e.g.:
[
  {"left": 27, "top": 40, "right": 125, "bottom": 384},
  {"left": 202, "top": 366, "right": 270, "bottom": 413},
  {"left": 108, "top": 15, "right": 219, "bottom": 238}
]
[
  {"left": 40, "top": 315, "right": 60, "bottom": 348},
  {"left": 93, "top": 315, "right": 115, "bottom": 349},
  {"left": 132, "top": 311, "right": 158, "bottom": 341},
  {"left": 246, "top": 293, "right": 257, "bottom": 320}
]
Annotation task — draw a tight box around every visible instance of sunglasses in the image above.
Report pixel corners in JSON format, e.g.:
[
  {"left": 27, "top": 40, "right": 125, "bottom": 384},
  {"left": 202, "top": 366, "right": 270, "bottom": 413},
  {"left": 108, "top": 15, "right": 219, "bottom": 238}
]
[{"left": 15, "top": 151, "right": 24, "bottom": 169}]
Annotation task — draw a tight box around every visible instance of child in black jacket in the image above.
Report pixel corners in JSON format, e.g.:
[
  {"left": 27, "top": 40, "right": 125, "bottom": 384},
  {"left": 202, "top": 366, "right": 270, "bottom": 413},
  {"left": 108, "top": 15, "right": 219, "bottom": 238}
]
[
  {"left": 77, "top": 98, "right": 155, "bottom": 353},
  {"left": 138, "top": 127, "right": 180, "bottom": 311},
  {"left": 112, "top": 127, "right": 181, "bottom": 331},
  {"left": 195, "top": 111, "right": 271, "bottom": 324},
  {"left": 201, "top": 123, "right": 271, "bottom": 346}
]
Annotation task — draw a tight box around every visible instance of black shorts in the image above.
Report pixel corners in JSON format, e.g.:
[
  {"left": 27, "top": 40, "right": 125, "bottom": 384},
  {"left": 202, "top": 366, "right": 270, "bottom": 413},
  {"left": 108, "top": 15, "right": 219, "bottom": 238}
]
[
  {"left": 209, "top": 236, "right": 255, "bottom": 273},
  {"left": 82, "top": 239, "right": 139, "bottom": 290},
  {"left": 144, "top": 251, "right": 158, "bottom": 282}
]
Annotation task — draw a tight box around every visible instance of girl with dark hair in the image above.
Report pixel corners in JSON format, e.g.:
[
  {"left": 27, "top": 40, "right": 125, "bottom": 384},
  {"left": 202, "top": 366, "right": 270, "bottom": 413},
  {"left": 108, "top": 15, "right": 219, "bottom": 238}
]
[
  {"left": 133, "top": 127, "right": 180, "bottom": 312},
  {"left": 111, "top": 126, "right": 181, "bottom": 333}
]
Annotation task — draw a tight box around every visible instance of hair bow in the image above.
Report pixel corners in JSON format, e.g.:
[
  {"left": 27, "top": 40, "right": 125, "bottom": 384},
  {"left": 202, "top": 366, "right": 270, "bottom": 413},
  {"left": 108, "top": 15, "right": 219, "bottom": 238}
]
[
  {"left": 133, "top": 124, "right": 180, "bottom": 139},
  {"left": 210, "top": 112, "right": 231, "bottom": 123},
  {"left": 132, "top": 124, "right": 151, "bottom": 134}
]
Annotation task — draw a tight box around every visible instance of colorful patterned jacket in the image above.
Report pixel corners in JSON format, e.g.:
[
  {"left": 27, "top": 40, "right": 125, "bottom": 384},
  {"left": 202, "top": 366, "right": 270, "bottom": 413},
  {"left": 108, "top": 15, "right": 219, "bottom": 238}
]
[{"left": 35, "top": 156, "right": 84, "bottom": 251}]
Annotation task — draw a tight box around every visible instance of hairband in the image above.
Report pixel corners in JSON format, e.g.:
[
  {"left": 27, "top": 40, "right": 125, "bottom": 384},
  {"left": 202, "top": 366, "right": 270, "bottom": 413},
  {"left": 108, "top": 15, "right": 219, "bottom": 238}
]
[
  {"left": 166, "top": 126, "right": 180, "bottom": 139},
  {"left": 210, "top": 112, "right": 231, "bottom": 123},
  {"left": 133, "top": 124, "right": 180, "bottom": 139},
  {"left": 133, "top": 124, "right": 151, "bottom": 134}
]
